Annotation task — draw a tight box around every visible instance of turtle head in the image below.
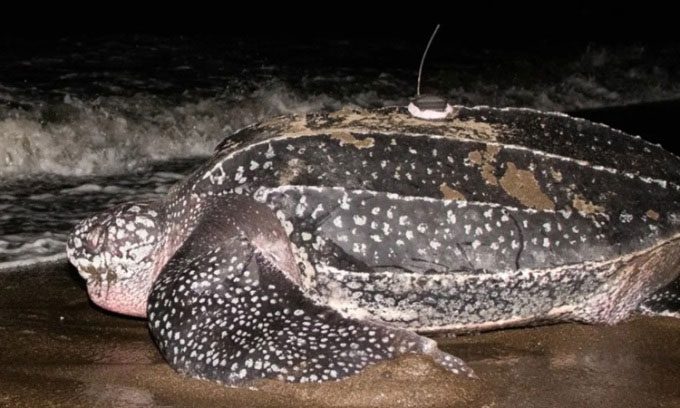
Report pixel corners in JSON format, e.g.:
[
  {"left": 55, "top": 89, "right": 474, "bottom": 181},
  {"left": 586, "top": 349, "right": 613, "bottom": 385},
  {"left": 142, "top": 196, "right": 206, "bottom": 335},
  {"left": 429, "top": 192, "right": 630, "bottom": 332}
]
[{"left": 67, "top": 202, "right": 165, "bottom": 318}]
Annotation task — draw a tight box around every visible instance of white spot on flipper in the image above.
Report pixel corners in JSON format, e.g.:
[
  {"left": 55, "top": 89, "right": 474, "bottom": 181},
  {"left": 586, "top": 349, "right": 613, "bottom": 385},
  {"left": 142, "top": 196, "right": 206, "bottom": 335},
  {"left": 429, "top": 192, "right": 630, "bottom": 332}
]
[{"left": 353, "top": 215, "right": 367, "bottom": 226}]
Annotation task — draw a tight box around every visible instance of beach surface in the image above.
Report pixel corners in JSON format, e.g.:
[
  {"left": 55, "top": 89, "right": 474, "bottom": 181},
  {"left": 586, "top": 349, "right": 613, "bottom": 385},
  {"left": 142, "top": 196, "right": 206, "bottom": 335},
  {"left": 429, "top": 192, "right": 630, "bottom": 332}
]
[{"left": 0, "top": 264, "right": 678, "bottom": 408}]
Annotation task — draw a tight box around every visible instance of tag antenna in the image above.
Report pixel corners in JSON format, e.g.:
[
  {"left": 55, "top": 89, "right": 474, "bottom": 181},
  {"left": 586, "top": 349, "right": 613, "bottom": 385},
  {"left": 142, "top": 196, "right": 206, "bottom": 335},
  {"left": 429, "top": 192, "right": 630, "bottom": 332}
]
[{"left": 417, "top": 24, "right": 441, "bottom": 97}]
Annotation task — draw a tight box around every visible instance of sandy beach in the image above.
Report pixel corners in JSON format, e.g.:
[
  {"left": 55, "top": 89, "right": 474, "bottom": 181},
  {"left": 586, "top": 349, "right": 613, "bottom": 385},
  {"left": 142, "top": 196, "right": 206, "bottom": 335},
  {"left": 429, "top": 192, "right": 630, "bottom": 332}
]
[{"left": 0, "top": 263, "right": 678, "bottom": 408}]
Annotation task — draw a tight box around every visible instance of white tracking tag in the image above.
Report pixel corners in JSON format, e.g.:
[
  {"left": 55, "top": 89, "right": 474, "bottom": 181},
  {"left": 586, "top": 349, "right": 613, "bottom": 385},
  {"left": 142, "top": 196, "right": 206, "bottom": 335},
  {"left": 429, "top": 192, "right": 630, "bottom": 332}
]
[{"left": 408, "top": 95, "right": 453, "bottom": 119}]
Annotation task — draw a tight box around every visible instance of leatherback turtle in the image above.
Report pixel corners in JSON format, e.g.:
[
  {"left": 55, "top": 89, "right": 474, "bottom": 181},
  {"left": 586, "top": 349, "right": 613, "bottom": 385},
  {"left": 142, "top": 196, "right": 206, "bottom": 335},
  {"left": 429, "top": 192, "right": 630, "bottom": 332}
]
[{"left": 67, "top": 106, "right": 680, "bottom": 386}]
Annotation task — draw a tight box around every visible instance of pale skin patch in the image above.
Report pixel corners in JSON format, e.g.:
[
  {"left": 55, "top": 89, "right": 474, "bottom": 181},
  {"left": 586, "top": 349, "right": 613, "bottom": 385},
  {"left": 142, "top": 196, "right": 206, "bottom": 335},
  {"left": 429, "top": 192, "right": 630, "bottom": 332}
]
[
  {"left": 572, "top": 194, "right": 605, "bottom": 215},
  {"left": 467, "top": 150, "right": 483, "bottom": 165},
  {"left": 483, "top": 145, "right": 501, "bottom": 160},
  {"left": 267, "top": 114, "right": 310, "bottom": 136},
  {"left": 550, "top": 167, "right": 563, "bottom": 182},
  {"left": 439, "top": 183, "right": 466, "bottom": 201},
  {"left": 482, "top": 167, "right": 498, "bottom": 185},
  {"left": 499, "top": 162, "right": 555, "bottom": 211},
  {"left": 261, "top": 108, "right": 504, "bottom": 142},
  {"left": 450, "top": 119, "right": 499, "bottom": 141},
  {"left": 646, "top": 209, "right": 660, "bottom": 221},
  {"left": 330, "top": 131, "right": 375, "bottom": 149},
  {"left": 467, "top": 145, "right": 501, "bottom": 186}
]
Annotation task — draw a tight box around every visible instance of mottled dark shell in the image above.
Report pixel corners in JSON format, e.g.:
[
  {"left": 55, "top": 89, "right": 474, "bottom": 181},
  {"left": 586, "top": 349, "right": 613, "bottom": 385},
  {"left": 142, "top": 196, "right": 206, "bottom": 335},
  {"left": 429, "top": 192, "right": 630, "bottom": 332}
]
[
  {"left": 202, "top": 106, "right": 680, "bottom": 261},
  {"left": 165, "top": 106, "right": 680, "bottom": 331}
]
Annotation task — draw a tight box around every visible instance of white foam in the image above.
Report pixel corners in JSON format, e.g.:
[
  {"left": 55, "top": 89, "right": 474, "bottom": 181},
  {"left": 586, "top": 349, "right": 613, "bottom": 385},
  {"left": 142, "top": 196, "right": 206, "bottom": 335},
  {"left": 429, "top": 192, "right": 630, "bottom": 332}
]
[
  {"left": 0, "top": 167, "right": 189, "bottom": 272},
  {"left": 0, "top": 84, "right": 348, "bottom": 179},
  {"left": 0, "top": 234, "right": 66, "bottom": 255},
  {"left": 0, "top": 253, "right": 68, "bottom": 272},
  {"left": 2, "top": 52, "right": 679, "bottom": 181},
  {"left": 60, "top": 184, "right": 103, "bottom": 194},
  {"left": 0, "top": 232, "right": 69, "bottom": 271}
]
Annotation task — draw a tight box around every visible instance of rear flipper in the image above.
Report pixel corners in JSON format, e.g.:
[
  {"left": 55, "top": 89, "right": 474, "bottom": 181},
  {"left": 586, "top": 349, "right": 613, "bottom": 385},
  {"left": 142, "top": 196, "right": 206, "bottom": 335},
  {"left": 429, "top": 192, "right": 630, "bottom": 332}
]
[
  {"left": 638, "top": 275, "right": 680, "bottom": 318},
  {"left": 148, "top": 196, "right": 473, "bottom": 386}
]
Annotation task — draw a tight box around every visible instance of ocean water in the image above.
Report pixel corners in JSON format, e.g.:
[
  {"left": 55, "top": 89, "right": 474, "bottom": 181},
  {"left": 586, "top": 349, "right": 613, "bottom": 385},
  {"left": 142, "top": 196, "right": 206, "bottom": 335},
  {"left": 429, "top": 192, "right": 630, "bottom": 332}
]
[{"left": 2, "top": 35, "right": 680, "bottom": 270}]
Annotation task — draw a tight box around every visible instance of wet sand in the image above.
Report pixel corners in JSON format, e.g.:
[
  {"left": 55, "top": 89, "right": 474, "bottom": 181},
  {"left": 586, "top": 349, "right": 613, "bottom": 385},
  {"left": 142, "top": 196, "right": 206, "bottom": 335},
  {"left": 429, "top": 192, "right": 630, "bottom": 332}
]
[{"left": 0, "top": 264, "right": 678, "bottom": 408}]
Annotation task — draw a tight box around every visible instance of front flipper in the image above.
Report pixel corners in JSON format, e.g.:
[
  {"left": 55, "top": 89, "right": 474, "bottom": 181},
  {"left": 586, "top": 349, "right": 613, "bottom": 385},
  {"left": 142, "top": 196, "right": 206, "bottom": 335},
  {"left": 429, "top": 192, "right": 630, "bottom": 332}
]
[
  {"left": 639, "top": 275, "right": 680, "bottom": 318},
  {"left": 148, "top": 196, "right": 472, "bottom": 385}
]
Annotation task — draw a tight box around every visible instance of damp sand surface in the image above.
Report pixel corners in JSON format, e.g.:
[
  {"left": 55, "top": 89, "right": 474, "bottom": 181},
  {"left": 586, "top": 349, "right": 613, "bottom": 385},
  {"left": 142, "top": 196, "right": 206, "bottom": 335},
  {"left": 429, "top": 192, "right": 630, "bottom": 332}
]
[{"left": 0, "top": 264, "right": 678, "bottom": 408}]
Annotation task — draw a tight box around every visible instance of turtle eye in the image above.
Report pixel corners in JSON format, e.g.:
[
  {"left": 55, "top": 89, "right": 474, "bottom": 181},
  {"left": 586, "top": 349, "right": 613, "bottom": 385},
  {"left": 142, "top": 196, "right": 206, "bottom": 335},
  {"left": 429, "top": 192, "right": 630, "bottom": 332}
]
[{"left": 85, "top": 226, "right": 104, "bottom": 250}]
